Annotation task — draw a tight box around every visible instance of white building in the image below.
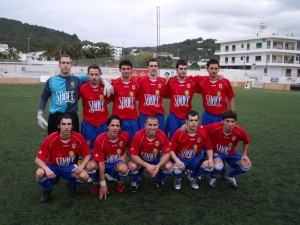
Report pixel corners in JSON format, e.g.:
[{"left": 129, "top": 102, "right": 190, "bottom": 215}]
[
  {"left": 215, "top": 25, "right": 300, "bottom": 79},
  {"left": 0, "top": 44, "right": 9, "bottom": 53},
  {"left": 113, "top": 46, "right": 123, "bottom": 60}
]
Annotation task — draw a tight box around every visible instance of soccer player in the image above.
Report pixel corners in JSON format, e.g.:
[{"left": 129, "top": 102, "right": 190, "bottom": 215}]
[
  {"left": 204, "top": 110, "right": 252, "bottom": 189},
  {"left": 85, "top": 115, "right": 130, "bottom": 199},
  {"left": 137, "top": 58, "right": 167, "bottom": 132},
  {"left": 36, "top": 55, "right": 113, "bottom": 135},
  {"left": 79, "top": 65, "right": 110, "bottom": 151},
  {"left": 165, "top": 59, "right": 199, "bottom": 140},
  {"left": 111, "top": 60, "right": 139, "bottom": 140},
  {"left": 170, "top": 111, "right": 214, "bottom": 190},
  {"left": 34, "top": 113, "right": 91, "bottom": 202},
  {"left": 128, "top": 115, "right": 173, "bottom": 192},
  {"left": 194, "top": 59, "right": 235, "bottom": 125}
]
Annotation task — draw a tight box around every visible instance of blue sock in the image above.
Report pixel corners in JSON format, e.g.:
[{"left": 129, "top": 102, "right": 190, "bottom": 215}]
[
  {"left": 116, "top": 172, "right": 127, "bottom": 183},
  {"left": 228, "top": 167, "right": 245, "bottom": 178},
  {"left": 69, "top": 177, "right": 82, "bottom": 186},
  {"left": 88, "top": 170, "right": 99, "bottom": 183},
  {"left": 196, "top": 168, "right": 210, "bottom": 177},
  {"left": 210, "top": 169, "right": 220, "bottom": 179},
  {"left": 129, "top": 171, "right": 139, "bottom": 183},
  {"left": 36, "top": 177, "right": 51, "bottom": 191},
  {"left": 155, "top": 170, "right": 172, "bottom": 182}
]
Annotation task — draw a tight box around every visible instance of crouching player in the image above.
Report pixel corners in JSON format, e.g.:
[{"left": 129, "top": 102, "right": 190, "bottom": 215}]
[
  {"left": 128, "top": 115, "right": 173, "bottom": 192},
  {"left": 86, "top": 115, "right": 130, "bottom": 200},
  {"left": 35, "top": 113, "right": 91, "bottom": 202},
  {"left": 205, "top": 110, "right": 252, "bottom": 189},
  {"left": 170, "top": 111, "right": 214, "bottom": 190}
]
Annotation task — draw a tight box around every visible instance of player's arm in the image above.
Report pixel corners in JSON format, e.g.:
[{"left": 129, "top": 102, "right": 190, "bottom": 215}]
[
  {"left": 98, "top": 161, "right": 109, "bottom": 200},
  {"left": 72, "top": 154, "right": 91, "bottom": 174},
  {"left": 34, "top": 157, "right": 56, "bottom": 179},
  {"left": 241, "top": 143, "right": 251, "bottom": 166},
  {"left": 206, "top": 149, "right": 214, "bottom": 169},
  {"left": 37, "top": 80, "right": 51, "bottom": 129},
  {"left": 170, "top": 150, "right": 185, "bottom": 171},
  {"left": 120, "top": 148, "right": 128, "bottom": 162},
  {"left": 131, "top": 154, "right": 156, "bottom": 177},
  {"left": 155, "top": 152, "right": 170, "bottom": 173},
  {"left": 228, "top": 97, "right": 235, "bottom": 111}
]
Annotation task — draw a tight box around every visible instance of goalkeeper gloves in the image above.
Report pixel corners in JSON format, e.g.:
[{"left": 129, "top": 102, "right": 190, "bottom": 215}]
[
  {"left": 37, "top": 111, "right": 48, "bottom": 129},
  {"left": 102, "top": 79, "right": 114, "bottom": 97}
]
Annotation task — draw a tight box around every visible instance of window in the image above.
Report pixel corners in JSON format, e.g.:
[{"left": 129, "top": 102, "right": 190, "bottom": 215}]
[
  {"left": 232, "top": 45, "right": 236, "bottom": 51},
  {"left": 241, "top": 44, "right": 244, "bottom": 48},
  {"left": 256, "top": 42, "right": 262, "bottom": 48},
  {"left": 297, "top": 69, "right": 300, "bottom": 77},
  {"left": 246, "top": 56, "right": 249, "bottom": 63},
  {"left": 241, "top": 56, "right": 244, "bottom": 60},
  {"left": 286, "top": 69, "right": 291, "bottom": 77},
  {"left": 255, "top": 56, "right": 262, "bottom": 61},
  {"left": 225, "top": 46, "right": 229, "bottom": 52},
  {"left": 231, "top": 57, "right": 235, "bottom": 63},
  {"left": 225, "top": 57, "right": 228, "bottom": 63},
  {"left": 247, "top": 43, "right": 250, "bottom": 50}
]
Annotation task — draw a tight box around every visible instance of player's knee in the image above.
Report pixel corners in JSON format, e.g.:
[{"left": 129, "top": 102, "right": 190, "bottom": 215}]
[
  {"left": 214, "top": 163, "right": 224, "bottom": 171},
  {"left": 240, "top": 166, "right": 251, "bottom": 172},
  {"left": 36, "top": 168, "right": 46, "bottom": 179},
  {"left": 78, "top": 170, "right": 89, "bottom": 182},
  {"left": 173, "top": 166, "right": 182, "bottom": 175},
  {"left": 117, "top": 162, "right": 129, "bottom": 173},
  {"left": 86, "top": 160, "right": 98, "bottom": 171},
  {"left": 128, "top": 161, "right": 138, "bottom": 172}
]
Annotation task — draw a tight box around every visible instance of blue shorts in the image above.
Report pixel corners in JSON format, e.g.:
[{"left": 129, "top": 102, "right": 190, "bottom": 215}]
[
  {"left": 213, "top": 152, "right": 242, "bottom": 168},
  {"left": 201, "top": 111, "right": 222, "bottom": 125},
  {"left": 138, "top": 113, "right": 165, "bottom": 132},
  {"left": 122, "top": 119, "right": 138, "bottom": 141},
  {"left": 165, "top": 113, "right": 185, "bottom": 140},
  {"left": 46, "top": 163, "right": 77, "bottom": 181},
  {"left": 105, "top": 160, "right": 123, "bottom": 179},
  {"left": 178, "top": 155, "right": 203, "bottom": 171},
  {"left": 81, "top": 120, "right": 107, "bottom": 150}
]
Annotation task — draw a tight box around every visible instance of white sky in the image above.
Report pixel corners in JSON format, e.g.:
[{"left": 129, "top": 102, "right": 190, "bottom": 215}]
[{"left": 2, "top": 0, "right": 300, "bottom": 47}]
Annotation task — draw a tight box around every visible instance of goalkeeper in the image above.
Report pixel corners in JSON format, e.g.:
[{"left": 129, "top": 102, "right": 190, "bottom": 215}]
[{"left": 37, "top": 55, "right": 113, "bottom": 134}]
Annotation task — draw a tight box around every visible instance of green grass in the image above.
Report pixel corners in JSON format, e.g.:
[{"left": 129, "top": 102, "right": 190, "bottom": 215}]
[{"left": 0, "top": 84, "right": 300, "bottom": 225}]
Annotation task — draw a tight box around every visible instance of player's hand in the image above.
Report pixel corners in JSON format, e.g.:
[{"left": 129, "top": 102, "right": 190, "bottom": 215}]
[
  {"left": 242, "top": 155, "right": 252, "bottom": 167},
  {"left": 45, "top": 168, "right": 56, "bottom": 179},
  {"left": 99, "top": 186, "right": 109, "bottom": 200},
  {"left": 207, "top": 159, "right": 214, "bottom": 169},
  {"left": 145, "top": 164, "right": 156, "bottom": 177},
  {"left": 37, "top": 111, "right": 48, "bottom": 129},
  {"left": 72, "top": 165, "right": 83, "bottom": 174},
  {"left": 180, "top": 124, "right": 187, "bottom": 133},
  {"left": 102, "top": 79, "right": 114, "bottom": 97},
  {"left": 175, "top": 161, "right": 185, "bottom": 171}
]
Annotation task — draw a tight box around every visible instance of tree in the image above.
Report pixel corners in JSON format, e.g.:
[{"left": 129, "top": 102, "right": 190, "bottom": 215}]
[
  {"left": 70, "top": 42, "right": 84, "bottom": 60},
  {"left": 5, "top": 47, "right": 20, "bottom": 60},
  {"left": 40, "top": 42, "right": 56, "bottom": 60}
]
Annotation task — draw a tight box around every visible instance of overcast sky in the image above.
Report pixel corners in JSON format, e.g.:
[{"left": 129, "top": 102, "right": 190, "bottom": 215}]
[{"left": 2, "top": 0, "right": 300, "bottom": 47}]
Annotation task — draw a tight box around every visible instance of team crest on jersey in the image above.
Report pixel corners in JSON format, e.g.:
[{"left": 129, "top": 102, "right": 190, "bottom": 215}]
[
  {"left": 197, "top": 138, "right": 201, "bottom": 143},
  {"left": 87, "top": 140, "right": 91, "bottom": 145},
  {"left": 72, "top": 144, "right": 76, "bottom": 149},
  {"left": 219, "top": 84, "right": 223, "bottom": 89},
  {"left": 132, "top": 85, "right": 136, "bottom": 90},
  {"left": 119, "top": 141, "right": 123, "bottom": 147},
  {"left": 71, "top": 82, "right": 75, "bottom": 87},
  {"left": 232, "top": 136, "right": 236, "bottom": 141},
  {"left": 158, "top": 83, "right": 162, "bottom": 88},
  {"left": 187, "top": 83, "right": 190, "bottom": 88},
  {"left": 155, "top": 141, "right": 159, "bottom": 147}
]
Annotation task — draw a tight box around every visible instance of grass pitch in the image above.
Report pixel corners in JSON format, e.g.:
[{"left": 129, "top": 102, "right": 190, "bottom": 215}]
[{"left": 0, "top": 84, "right": 299, "bottom": 225}]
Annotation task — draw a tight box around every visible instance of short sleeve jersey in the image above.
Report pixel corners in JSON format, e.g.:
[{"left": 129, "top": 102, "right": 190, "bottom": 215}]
[
  {"left": 170, "top": 126, "right": 213, "bottom": 159},
  {"left": 204, "top": 122, "right": 250, "bottom": 155},
  {"left": 129, "top": 128, "right": 170, "bottom": 162},
  {"left": 93, "top": 131, "right": 130, "bottom": 164},
  {"left": 36, "top": 131, "right": 91, "bottom": 166}
]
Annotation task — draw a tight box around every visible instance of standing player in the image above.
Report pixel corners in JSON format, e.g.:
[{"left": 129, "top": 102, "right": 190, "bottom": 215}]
[
  {"left": 36, "top": 55, "right": 113, "bottom": 134},
  {"left": 194, "top": 59, "right": 235, "bottom": 125},
  {"left": 137, "top": 58, "right": 167, "bottom": 132},
  {"left": 34, "top": 113, "right": 91, "bottom": 202},
  {"left": 170, "top": 111, "right": 214, "bottom": 190},
  {"left": 128, "top": 115, "right": 173, "bottom": 192},
  {"left": 79, "top": 65, "right": 110, "bottom": 151},
  {"left": 85, "top": 115, "right": 130, "bottom": 199},
  {"left": 165, "top": 59, "right": 199, "bottom": 139},
  {"left": 111, "top": 60, "right": 139, "bottom": 140},
  {"left": 204, "top": 110, "right": 252, "bottom": 189}
]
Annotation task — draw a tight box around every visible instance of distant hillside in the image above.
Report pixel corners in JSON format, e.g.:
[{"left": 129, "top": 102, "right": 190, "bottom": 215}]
[{"left": 0, "top": 17, "right": 82, "bottom": 52}]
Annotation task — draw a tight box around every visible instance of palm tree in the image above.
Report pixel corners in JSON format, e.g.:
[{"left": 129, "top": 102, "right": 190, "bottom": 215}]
[
  {"left": 5, "top": 47, "right": 20, "bottom": 60},
  {"left": 40, "top": 42, "right": 56, "bottom": 60},
  {"left": 70, "top": 42, "right": 85, "bottom": 60}
]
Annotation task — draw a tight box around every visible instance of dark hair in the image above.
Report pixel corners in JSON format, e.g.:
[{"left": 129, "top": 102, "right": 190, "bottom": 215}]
[
  {"left": 145, "top": 115, "right": 158, "bottom": 123},
  {"left": 107, "top": 114, "right": 122, "bottom": 128},
  {"left": 176, "top": 59, "right": 188, "bottom": 69},
  {"left": 186, "top": 110, "right": 199, "bottom": 120},
  {"left": 87, "top": 65, "right": 102, "bottom": 74},
  {"left": 147, "top": 58, "right": 159, "bottom": 67},
  {"left": 119, "top": 59, "right": 133, "bottom": 69},
  {"left": 222, "top": 110, "right": 237, "bottom": 121},
  {"left": 58, "top": 113, "right": 73, "bottom": 125},
  {"left": 207, "top": 59, "right": 220, "bottom": 68},
  {"left": 59, "top": 55, "right": 72, "bottom": 64}
]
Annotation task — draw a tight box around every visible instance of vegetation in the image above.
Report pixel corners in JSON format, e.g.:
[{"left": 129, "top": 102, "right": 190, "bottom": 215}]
[{"left": 0, "top": 84, "right": 299, "bottom": 225}]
